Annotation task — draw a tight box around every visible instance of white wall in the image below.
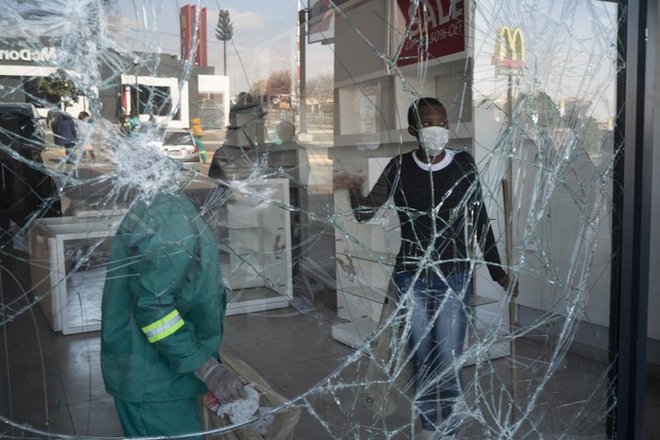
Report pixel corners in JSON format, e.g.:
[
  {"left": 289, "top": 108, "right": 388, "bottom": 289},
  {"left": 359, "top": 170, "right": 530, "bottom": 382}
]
[
  {"left": 198, "top": 74, "right": 230, "bottom": 128},
  {"left": 120, "top": 74, "right": 187, "bottom": 129}
]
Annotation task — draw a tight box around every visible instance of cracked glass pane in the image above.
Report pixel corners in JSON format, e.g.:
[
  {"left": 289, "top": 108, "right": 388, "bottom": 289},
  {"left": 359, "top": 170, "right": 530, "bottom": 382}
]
[{"left": 0, "top": 0, "right": 624, "bottom": 438}]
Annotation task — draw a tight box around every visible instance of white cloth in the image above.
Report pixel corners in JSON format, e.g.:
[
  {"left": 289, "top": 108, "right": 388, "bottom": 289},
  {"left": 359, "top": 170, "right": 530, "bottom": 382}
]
[{"left": 215, "top": 383, "right": 260, "bottom": 423}]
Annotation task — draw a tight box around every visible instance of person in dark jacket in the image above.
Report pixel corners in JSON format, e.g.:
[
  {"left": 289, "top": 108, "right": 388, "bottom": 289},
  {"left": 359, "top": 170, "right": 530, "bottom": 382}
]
[
  {"left": 1, "top": 104, "right": 61, "bottom": 249},
  {"left": 101, "top": 188, "right": 246, "bottom": 438},
  {"left": 335, "top": 97, "right": 512, "bottom": 437},
  {"left": 56, "top": 113, "right": 77, "bottom": 162}
]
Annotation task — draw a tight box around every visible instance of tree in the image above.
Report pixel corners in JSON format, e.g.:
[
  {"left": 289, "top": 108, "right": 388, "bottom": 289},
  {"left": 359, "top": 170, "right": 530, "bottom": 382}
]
[
  {"left": 307, "top": 73, "right": 334, "bottom": 113},
  {"left": 266, "top": 70, "right": 291, "bottom": 95},
  {"left": 215, "top": 9, "right": 234, "bottom": 76},
  {"left": 250, "top": 78, "right": 268, "bottom": 98},
  {"left": 250, "top": 70, "right": 291, "bottom": 98},
  {"left": 38, "top": 69, "right": 82, "bottom": 109}
]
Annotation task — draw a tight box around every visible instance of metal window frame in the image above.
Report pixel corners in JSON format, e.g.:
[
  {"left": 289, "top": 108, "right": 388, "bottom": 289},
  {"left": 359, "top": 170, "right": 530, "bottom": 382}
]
[{"left": 609, "top": 0, "right": 655, "bottom": 438}]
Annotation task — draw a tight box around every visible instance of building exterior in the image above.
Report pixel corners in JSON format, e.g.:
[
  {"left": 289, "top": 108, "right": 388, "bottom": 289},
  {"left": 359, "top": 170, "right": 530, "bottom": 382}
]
[
  {"left": 0, "top": 38, "right": 228, "bottom": 130},
  {"left": 180, "top": 4, "right": 208, "bottom": 68}
]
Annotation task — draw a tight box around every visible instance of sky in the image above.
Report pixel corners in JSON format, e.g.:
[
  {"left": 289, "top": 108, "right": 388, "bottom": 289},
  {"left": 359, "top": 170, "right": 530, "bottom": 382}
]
[{"left": 115, "top": 0, "right": 335, "bottom": 93}]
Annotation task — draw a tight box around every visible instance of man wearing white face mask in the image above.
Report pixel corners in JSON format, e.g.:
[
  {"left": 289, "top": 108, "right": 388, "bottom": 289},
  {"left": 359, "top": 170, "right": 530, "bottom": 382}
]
[{"left": 335, "top": 97, "right": 510, "bottom": 437}]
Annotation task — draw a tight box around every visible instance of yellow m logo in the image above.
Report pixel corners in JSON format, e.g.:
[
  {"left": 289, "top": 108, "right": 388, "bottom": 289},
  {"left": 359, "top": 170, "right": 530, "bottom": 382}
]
[{"left": 493, "top": 26, "right": 525, "bottom": 68}]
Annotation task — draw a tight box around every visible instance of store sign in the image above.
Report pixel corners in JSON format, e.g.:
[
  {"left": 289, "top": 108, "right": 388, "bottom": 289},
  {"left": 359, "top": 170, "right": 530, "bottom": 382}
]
[
  {"left": 0, "top": 46, "right": 57, "bottom": 63},
  {"left": 396, "top": 0, "right": 465, "bottom": 67},
  {"left": 492, "top": 26, "right": 525, "bottom": 76},
  {"left": 308, "top": 0, "right": 351, "bottom": 44}
]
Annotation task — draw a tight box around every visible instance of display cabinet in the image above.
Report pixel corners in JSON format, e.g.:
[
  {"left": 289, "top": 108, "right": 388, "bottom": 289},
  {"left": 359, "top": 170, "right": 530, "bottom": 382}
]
[
  {"left": 215, "top": 178, "right": 293, "bottom": 316},
  {"left": 29, "top": 215, "right": 123, "bottom": 335},
  {"left": 266, "top": 146, "right": 309, "bottom": 274}
]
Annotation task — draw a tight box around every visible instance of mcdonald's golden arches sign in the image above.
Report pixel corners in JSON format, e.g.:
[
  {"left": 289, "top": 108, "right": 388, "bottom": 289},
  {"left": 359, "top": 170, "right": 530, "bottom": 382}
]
[{"left": 492, "top": 26, "right": 525, "bottom": 75}]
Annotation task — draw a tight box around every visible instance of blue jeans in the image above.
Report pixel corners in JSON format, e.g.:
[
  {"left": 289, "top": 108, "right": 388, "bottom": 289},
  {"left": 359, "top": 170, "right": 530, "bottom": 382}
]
[{"left": 393, "top": 270, "right": 472, "bottom": 432}]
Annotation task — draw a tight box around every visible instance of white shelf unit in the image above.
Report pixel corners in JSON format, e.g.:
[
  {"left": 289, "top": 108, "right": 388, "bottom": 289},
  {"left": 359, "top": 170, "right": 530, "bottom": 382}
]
[
  {"left": 29, "top": 215, "right": 123, "bottom": 335},
  {"left": 332, "top": 168, "right": 399, "bottom": 346},
  {"left": 220, "top": 178, "right": 293, "bottom": 316}
]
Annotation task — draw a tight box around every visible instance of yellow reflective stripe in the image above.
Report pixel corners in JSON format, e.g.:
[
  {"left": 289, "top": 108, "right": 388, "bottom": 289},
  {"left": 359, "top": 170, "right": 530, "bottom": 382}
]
[{"left": 141, "top": 310, "right": 185, "bottom": 343}]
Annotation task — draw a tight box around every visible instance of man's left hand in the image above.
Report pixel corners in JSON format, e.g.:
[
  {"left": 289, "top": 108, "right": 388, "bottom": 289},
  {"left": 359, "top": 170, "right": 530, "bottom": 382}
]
[{"left": 497, "top": 274, "right": 519, "bottom": 299}]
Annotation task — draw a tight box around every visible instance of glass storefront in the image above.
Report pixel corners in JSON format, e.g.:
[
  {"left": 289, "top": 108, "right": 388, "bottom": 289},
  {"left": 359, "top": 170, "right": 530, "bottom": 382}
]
[{"left": 0, "top": 1, "right": 656, "bottom": 438}]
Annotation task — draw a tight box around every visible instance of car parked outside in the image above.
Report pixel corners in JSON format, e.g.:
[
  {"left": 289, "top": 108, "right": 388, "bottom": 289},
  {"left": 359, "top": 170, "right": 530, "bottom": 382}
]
[{"left": 148, "top": 129, "right": 200, "bottom": 170}]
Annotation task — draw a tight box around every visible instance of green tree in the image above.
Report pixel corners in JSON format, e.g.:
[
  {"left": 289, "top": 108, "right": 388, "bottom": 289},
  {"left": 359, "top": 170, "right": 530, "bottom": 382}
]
[
  {"left": 38, "top": 69, "right": 82, "bottom": 109},
  {"left": 250, "top": 71, "right": 291, "bottom": 98},
  {"left": 215, "top": 9, "right": 234, "bottom": 76},
  {"left": 250, "top": 78, "right": 268, "bottom": 97}
]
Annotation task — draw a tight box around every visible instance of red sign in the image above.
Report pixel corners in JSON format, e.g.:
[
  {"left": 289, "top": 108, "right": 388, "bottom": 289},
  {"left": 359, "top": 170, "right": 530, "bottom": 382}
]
[
  {"left": 180, "top": 5, "right": 208, "bottom": 67},
  {"left": 396, "top": 0, "right": 465, "bottom": 67}
]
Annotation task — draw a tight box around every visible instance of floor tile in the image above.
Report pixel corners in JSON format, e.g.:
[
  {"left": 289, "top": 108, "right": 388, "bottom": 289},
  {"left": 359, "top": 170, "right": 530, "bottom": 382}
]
[
  {"left": 5, "top": 403, "right": 75, "bottom": 437},
  {"left": 68, "top": 396, "right": 123, "bottom": 437},
  {"left": 0, "top": 371, "right": 67, "bottom": 415},
  {"left": 3, "top": 252, "right": 660, "bottom": 438},
  {"left": 51, "top": 332, "right": 102, "bottom": 373},
  {"left": 60, "top": 366, "right": 109, "bottom": 405}
]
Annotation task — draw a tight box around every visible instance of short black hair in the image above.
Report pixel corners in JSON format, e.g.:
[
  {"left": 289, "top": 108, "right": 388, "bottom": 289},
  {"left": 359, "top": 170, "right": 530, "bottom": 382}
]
[
  {"left": 407, "top": 97, "right": 446, "bottom": 127},
  {"left": 277, "top": 120, "right": 295, "bottom": 142}
]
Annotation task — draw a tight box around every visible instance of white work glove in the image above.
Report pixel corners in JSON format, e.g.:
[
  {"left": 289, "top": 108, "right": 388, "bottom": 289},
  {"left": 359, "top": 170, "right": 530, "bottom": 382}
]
[{"left": 194, "top": 357, "right": 247, "bottom": 403}]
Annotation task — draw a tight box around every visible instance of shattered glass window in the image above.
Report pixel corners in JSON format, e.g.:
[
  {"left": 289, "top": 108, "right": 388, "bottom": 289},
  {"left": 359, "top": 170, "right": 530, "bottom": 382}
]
[{"left": 1, "top": 0, "right": 651, "bottom": 438}]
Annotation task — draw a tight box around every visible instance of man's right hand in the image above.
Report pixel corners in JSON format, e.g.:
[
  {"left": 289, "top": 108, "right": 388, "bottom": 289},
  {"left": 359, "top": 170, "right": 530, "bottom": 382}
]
[
  {"left": 334, "top": 173, "right": 365, "bottom": 190},
  {"left": 194, "top": 357, "right": 246, "bottom": 403}
]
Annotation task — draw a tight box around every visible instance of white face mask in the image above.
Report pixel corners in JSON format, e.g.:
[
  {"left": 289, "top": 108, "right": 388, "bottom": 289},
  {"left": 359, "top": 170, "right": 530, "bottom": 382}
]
[{"left": 420, "top": 126, "right": 449, "bottom": 156}]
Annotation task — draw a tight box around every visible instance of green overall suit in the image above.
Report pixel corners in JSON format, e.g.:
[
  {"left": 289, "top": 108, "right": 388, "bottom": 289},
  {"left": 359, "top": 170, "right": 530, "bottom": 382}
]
[{"left": 101, "top": 191, "right": 226, "bottom": 437}]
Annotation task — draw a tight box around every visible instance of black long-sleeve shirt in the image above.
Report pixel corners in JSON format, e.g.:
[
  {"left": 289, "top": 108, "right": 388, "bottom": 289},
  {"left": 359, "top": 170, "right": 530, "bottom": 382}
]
[{"left": 349, "top": 150, "right": 506, "bottom": 281}]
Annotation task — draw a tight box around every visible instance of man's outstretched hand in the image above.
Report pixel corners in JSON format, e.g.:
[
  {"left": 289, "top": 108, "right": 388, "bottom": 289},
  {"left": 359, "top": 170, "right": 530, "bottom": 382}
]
[{"left": 334, "top": 173, "right": 365, "bottom": 191}]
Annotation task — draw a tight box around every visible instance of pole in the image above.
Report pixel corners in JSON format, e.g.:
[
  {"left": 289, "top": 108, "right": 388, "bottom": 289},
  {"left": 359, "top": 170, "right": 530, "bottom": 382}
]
[
  {"left": 298, "top": 8, "right": 307, "bottom": 134},
  {"left": 504, "top": 72, "right": 518, "bottom": 425},
  {"left": 502, "top": 178, "right": 518, "bottom": 425},
  {"left": 133, "top": 59, "right": 139, "bottom": 116},
  {"left": 135, "top": 73, "right": 139, "bottom": 115},
  {"left": 223, "top": 40, "right": 227, "bottom": 76}
]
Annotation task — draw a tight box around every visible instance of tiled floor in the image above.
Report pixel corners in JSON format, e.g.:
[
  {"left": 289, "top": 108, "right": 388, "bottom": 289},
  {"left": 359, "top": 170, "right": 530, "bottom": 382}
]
[{"left": 2, "top": 247, "right": 660, "bottom": 439}]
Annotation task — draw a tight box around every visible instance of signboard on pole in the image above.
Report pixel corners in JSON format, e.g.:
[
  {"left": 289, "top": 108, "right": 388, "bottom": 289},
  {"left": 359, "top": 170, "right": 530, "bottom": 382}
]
[
  {"left": 396, "top": 0, "right": 466, "bottom": 67},
  {"left": 308, "top": 0, "right": 350, "bottom": 44},
  {"left": 492, "top": 26, "right": 526, "bottom": 76}
]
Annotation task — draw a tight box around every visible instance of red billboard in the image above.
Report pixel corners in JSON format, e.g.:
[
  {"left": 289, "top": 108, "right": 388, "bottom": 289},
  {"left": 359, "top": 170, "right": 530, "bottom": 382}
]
[
  {"left": 180, "top": 5, "right": 208, "bottom": 66},
  {"left": 396, "top": 0, "right": 465, "bottom": 67}
]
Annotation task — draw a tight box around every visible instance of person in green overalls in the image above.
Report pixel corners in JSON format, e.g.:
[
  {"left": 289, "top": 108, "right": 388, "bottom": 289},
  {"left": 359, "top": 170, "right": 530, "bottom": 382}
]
[{"left": 100, "top": 187, "right": 246, "bottom": 438}]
